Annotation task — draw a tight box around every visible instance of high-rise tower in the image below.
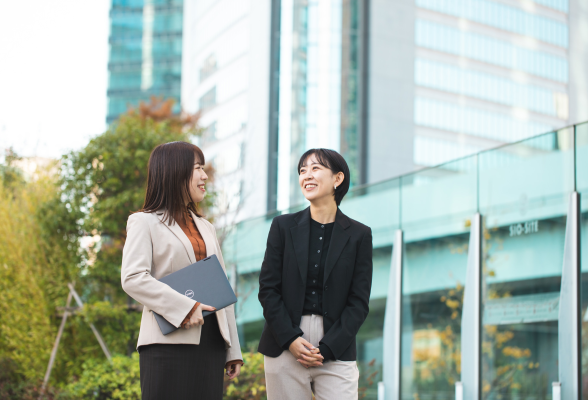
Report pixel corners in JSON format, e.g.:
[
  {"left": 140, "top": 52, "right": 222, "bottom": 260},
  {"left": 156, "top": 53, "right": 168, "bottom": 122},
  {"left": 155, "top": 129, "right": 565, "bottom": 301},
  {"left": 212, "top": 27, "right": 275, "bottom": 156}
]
[{"left": 107, "top": 0, "right": 184, "bottom": 123}]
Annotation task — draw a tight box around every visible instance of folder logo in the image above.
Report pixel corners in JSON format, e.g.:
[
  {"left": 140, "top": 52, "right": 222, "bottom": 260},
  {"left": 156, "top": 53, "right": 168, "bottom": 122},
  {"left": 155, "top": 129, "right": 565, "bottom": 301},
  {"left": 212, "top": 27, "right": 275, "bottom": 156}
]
[{"left": 185, "top": 290, "right": 194, "bottom": 298}]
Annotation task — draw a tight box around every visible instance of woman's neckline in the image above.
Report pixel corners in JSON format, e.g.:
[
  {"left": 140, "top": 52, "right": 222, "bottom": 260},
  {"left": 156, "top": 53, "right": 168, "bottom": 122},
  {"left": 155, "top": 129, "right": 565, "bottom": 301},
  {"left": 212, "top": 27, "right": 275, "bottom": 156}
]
[{"left": 310, "top": 218, "right": 335, "bottom": 225}]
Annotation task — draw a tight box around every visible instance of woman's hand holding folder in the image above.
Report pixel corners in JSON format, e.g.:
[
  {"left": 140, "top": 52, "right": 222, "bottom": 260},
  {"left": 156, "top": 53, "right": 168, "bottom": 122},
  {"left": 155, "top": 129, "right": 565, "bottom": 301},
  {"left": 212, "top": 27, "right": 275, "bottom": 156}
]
[{"left": 184, "top": 303, "right": 216, "bottom": 329}]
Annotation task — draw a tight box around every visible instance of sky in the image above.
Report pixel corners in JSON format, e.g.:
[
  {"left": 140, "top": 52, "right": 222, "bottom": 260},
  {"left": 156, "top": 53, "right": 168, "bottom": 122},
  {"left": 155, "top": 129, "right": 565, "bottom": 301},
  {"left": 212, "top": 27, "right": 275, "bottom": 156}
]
[{"left": 0, "top": 0, "right": 110, "bottom": 160}]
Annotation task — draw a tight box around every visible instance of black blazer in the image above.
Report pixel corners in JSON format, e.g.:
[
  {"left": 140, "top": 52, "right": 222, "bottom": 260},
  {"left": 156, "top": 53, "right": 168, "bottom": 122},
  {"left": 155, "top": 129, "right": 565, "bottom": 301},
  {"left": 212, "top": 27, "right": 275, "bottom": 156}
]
[{"left": 258, "top": 207, "right": 373, "bottom": 361}]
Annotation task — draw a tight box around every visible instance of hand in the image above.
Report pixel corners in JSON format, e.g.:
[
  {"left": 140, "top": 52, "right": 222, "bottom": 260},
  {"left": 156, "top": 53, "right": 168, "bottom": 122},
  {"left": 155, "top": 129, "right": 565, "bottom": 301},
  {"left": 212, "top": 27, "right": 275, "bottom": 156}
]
[
  {"left": 226, "top": 363, "right": 241, "bottom": 380},
  {"left": 288, "top": 337, "right": 323, "bottom": 368},
  {"left": 184, "top": 303, "right": 215, "bottom": 329}
]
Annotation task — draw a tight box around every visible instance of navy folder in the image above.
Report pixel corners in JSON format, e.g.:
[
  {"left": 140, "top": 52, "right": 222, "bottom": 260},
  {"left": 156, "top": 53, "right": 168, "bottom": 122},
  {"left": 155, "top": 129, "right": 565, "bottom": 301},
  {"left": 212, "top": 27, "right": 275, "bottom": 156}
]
[{"left": 153, "top": 254, "right": 237, "bottom": 335}]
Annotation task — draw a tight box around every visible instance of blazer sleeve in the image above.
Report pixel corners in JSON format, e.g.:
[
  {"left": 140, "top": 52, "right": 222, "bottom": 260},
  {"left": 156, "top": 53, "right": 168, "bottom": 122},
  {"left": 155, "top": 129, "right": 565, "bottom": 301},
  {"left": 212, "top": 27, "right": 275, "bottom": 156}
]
[
  {"left": 258, "top": 217, "right": 304, "bottom": 348},
  {"left": 319, "top": 228, "right": 373, "bottom": 358},
  {"left": 121, "top": 213, "right": 196, "bottom": 328},
  {"left": 207, "top": 221, "right": 243, "bottom": 363}
]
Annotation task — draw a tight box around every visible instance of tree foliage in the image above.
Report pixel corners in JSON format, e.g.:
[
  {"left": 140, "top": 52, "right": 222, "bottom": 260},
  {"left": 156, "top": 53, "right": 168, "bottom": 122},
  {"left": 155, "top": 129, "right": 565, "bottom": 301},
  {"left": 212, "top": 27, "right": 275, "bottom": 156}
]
[
  {"left": 0, "top": 150, "right": 81, "bottom": 389},
  {"left": 57, "top": 98, "right": 212, "bottom": 360},
  {"left": 0, "top": 98, "right": 216, "bottom": 393}
]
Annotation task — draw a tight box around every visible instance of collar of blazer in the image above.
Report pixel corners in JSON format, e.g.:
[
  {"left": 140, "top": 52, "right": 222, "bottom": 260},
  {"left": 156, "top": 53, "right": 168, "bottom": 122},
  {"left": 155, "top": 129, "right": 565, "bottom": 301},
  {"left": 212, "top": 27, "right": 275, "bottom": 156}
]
[
  {"left": 290, "top": 207, "right": 351, "bottom": 285},
  {"left": 154, "top": 209, "right": 213, "bottom": 264}
]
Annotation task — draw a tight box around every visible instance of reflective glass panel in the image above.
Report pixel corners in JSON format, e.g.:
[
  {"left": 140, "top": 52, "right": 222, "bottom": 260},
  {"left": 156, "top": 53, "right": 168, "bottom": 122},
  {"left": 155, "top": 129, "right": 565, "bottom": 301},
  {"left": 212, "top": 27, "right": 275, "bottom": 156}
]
[
  {"left": 341, "top": 178, "right": 400, "bottom": 398},
  {"left": 576, "top": 122, "right": 588, "bottom": 390},
  {"left": 400, "top": 156, "right": 477, "bottom": 398},
  {"left": 479, "top": 129, "right": 573, "bottom": 397}
]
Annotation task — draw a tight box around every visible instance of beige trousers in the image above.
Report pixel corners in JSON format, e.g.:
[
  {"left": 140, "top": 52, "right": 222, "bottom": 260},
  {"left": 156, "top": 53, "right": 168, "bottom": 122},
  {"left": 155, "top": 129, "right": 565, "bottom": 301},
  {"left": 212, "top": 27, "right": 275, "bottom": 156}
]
[{"left": 264, "top": 315, "right": 359, "bottom": 400}]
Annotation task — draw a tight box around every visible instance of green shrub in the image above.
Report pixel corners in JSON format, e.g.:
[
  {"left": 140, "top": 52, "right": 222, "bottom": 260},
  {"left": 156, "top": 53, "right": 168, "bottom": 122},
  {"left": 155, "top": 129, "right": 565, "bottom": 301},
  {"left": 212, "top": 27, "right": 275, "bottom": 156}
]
[
  {"left": 224, "top": 351, "right": 267, "bottom": 400},
  {"left": 65, "top": 354, "right": 140, "bottom": 400},
  {"left": 0, "top": 358, "right": 64, "bottom": 400}
]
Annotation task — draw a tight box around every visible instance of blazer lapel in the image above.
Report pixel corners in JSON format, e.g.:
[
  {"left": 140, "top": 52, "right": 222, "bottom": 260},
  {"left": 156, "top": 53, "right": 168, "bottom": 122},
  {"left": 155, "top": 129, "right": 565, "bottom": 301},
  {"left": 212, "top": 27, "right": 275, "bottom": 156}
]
[
  {"left": 157, "top": 211, "right": 196, "bottom": 264},
  {"left": 290, "top": 207, "right": 311, "bottom": 282},
  {"left": 323, "top": 209, "right": 351, "bottom": 285}
]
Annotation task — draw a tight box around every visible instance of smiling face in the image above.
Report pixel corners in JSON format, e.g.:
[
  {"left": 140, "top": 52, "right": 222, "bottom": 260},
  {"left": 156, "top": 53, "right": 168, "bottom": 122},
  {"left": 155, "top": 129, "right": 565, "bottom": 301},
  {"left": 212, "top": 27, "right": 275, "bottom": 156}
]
[
  {"left": 298, "top": 154, "right": 344, "bottom": 205},
  {"left": 188, "top": 159, "right": 208, "bottom": 204}
]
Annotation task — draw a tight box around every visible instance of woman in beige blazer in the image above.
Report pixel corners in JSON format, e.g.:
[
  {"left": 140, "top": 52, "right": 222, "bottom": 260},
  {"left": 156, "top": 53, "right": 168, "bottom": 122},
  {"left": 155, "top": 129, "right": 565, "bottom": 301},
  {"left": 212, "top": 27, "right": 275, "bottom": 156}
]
[{"left": 121, "top": 141, "right": 242, "bottom": 400}]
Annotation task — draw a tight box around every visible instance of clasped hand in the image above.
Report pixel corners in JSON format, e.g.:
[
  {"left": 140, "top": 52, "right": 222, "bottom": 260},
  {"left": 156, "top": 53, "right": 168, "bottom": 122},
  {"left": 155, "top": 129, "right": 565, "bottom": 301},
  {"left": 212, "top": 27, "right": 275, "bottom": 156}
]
[{"left": 289, "top": 337, "right": 324, "bottom": 368}]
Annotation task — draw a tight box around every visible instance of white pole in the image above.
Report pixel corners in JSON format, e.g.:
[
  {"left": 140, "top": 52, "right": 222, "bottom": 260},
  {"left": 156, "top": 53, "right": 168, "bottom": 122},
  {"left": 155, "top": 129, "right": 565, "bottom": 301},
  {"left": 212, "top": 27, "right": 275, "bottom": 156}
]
[{"left": 455, "top": 382, "right": 463, "bottom": 400}]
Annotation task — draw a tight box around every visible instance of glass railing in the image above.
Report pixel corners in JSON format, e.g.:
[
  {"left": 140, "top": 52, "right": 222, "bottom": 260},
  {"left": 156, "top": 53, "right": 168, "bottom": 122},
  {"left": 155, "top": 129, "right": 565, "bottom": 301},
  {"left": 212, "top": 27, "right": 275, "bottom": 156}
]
[
  {"left": 223, "top": 121, "right": 588, "bottom": 399},
  {"left": 478, "top": 127, "right": 573, "bottom": 398}
]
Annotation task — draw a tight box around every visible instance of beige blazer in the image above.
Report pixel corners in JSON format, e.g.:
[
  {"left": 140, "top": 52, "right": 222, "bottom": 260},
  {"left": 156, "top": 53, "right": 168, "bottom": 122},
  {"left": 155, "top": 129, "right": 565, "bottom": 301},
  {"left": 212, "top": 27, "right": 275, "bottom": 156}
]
[{"left": 121, "top": 210, "right": 242, "bottom": 363}]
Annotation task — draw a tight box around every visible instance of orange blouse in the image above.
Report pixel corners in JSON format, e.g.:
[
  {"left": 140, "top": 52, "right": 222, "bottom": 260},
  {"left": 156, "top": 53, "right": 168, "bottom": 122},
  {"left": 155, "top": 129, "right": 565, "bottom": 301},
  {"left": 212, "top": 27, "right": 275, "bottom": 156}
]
[{"left": 178, "top": 210, "right": 243, "bottom": 369}]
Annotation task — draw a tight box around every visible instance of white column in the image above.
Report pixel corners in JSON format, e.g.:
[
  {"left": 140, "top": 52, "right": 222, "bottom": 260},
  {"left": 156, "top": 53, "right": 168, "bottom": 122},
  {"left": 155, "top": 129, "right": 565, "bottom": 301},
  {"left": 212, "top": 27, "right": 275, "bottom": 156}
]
[
  {"left": 382, "top": 229, "right": 403, "bottom": 400},
  {"left": 558, "top": 191, "right": 581, "bottom": 399},
  {"left": 460, "top": 213, "right": 482, "bottom": 399}
]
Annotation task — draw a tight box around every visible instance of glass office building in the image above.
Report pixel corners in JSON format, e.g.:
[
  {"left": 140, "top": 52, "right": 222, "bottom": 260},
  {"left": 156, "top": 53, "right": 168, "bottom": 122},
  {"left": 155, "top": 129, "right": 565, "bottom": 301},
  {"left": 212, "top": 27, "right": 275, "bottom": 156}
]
[
  {"left": 107, "top": 0, "right": 183, "bottom": 123},
  {"left": 412, "top": 0, "right": 570, "bottom": 167},
  {"left": 272, "top": 0, "right": 367, "bottom": 210},
  {"left": 180, "top": 0, "right": 583, "bottom": 224},
  {"left": 223, "top": 121, "right": 588, "bottom": 399}
]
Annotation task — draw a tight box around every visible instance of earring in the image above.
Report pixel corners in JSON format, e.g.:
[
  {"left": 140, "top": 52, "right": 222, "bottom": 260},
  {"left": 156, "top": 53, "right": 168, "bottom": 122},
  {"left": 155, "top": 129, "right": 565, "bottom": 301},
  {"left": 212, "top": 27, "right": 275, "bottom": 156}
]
[{"left": 334, "top": 185, "right": 337, "bottom": 190}]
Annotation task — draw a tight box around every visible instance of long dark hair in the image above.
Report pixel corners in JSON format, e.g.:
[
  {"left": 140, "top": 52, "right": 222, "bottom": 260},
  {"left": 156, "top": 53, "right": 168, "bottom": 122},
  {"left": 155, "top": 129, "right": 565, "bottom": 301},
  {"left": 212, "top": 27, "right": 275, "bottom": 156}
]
[{"left": 139, "top": 141, "right": 205, "bottom": 225}]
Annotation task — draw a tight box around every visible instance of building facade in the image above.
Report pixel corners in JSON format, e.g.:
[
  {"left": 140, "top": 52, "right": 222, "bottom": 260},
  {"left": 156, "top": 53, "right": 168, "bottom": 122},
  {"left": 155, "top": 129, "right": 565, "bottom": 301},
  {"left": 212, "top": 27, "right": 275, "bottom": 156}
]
[
  {"left": 177, "top": 0, "right": 588, "bottom": 398},
  {"left": 107, "top": 0, "right": 183, "bottom": 123},
  {"left": 182, "top": 0, "right": 272, "bottom": 222},
  {"left": 393, "top": 0, "right": 576, "bottom": 168},
  {"left": 224, "top": 122, "right": 588, "bottom": 399},
  {"left": 182, "top": 0, "right": 588, "bottom": 222}
]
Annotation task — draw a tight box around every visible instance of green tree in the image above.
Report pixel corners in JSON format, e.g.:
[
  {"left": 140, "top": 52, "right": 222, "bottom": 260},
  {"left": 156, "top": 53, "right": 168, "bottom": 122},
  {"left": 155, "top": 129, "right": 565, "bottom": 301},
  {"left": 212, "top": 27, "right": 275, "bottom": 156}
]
[
  {"left": 59, "top": 98, "right": 210, "bottom": 360},
  {"left": 0, "top": 150, "right": 80, "bottom": 394},
  {"left": 0, "top": 98, "right": 215, "bottom": 394}
]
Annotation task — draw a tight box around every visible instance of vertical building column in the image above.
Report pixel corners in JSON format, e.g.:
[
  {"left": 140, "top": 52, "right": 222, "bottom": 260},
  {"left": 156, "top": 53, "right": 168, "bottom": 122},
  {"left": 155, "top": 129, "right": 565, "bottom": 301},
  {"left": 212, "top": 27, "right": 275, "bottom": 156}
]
[
  {"left": 382, "top": 229, "right": 403, "bottom": 400},
  {"left": 266, "top": 0, "right": 281, "bottom": 213},
  {"left": 558, "top": 191, "right": 581, "bottom": 399},
  {"left": 460, "top": 213, "right": 482, "bottom": 399},
  {"left": 367, "top": 0, "right": 415, "bottom": 183},
  {"left": 568, "top": 0, "right": 588, "bottom": 125}
]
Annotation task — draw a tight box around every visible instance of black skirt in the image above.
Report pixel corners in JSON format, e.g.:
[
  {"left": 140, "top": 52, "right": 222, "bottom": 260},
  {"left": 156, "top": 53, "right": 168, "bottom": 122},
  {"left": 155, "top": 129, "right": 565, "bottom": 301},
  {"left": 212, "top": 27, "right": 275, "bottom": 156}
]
[{"left": 139, "top": 314, "right": 226, "bottom": 400}]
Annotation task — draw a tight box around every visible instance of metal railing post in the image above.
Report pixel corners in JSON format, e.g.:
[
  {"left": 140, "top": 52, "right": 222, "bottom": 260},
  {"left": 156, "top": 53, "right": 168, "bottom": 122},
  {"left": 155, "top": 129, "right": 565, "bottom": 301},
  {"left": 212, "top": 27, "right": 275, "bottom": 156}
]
[
  {"left": 383, "top": 229, "right": 404, "bottom": 400},
  {"left": 460, "top": 213, "right": 482, "bottom": 399},
  {"left": 558, "top": 192, "right": 581, "bottom": 399}
]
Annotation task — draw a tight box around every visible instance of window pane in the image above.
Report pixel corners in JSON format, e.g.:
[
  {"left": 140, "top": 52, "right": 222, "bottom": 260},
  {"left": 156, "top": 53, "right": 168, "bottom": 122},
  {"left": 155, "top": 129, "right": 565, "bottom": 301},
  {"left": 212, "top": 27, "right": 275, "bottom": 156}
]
[
  {"left": 479, "top": 128, "right": 574, "bottom": 397},
  {"left": 340, "top": 178, "right": 401, "bottom": 396},
  {"left": 576, "top": 122, "right": 588, "bottom": 389},
  {"left": 400, "top": 156, "right": 477, "bottom": 397}
]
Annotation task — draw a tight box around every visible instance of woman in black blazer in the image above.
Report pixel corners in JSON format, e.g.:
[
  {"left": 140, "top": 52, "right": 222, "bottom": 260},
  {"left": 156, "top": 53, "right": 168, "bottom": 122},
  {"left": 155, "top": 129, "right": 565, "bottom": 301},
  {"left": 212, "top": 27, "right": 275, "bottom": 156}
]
[{"left": 258, "top": 149, "right": 373, "bottom": 400}]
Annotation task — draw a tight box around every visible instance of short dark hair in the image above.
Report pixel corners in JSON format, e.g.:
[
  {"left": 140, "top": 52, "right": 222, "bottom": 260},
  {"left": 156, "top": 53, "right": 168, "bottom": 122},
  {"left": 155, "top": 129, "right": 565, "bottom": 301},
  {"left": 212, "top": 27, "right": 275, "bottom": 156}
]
[
  {"left": 139, "top": 141, "right": 205, "bottom": 225},
  {"left": 297, "top": 148, "right": 350, "bottom": 206}
]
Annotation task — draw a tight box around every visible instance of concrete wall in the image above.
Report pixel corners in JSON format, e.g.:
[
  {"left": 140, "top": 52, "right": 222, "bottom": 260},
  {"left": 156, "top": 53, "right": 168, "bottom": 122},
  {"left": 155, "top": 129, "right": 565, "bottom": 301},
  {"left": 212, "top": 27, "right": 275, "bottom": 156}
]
[{"left": 367, "top": 0, "right": 416, "bottom": 184}]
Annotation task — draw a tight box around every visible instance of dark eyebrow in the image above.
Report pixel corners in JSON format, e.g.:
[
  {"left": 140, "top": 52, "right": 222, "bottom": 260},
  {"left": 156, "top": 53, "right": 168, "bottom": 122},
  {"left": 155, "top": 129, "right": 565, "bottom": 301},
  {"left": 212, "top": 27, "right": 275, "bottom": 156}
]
[{"left": 300, "top": 162, "right": 320, "bottom": 168}]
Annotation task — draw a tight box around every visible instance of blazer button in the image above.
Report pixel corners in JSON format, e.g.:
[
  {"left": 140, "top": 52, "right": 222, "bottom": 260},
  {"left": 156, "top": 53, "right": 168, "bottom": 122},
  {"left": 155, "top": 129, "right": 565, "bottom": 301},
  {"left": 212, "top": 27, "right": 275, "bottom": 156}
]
[
  {"left": 324, "top": 286, "right": 328, "bottom": 291},
  {"left": 324, "top": 311, "right": 328, "bottom": 316}
]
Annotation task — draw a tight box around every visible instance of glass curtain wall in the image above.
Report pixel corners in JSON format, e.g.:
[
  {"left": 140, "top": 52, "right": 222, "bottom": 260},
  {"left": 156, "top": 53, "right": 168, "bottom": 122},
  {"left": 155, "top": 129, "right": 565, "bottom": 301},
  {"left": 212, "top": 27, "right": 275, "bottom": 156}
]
[
  {"left": 577, "top": 122, "right": 588, "bottom": 393},
  {"left": 413, "top": 0, "right": 570, "bottom": 167},
  {"left": 107, "top": 0, "right": 183, "bottom": 123},
  {"left": 276, "top": 0, "right": 364, "bottom": 210},
  {"left": 478, "top": 129, "right": 573, "bottom": 398},
  {"left": 224, "top": 122, "right": 585, "bottom": 399},
  {"left": 400, "top": 157, "right": 477, "bottom": 399},
  {"left": 341, "top": 178, "right": 401, "bottom": 398}
]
